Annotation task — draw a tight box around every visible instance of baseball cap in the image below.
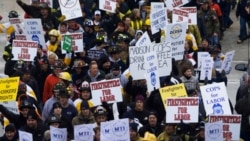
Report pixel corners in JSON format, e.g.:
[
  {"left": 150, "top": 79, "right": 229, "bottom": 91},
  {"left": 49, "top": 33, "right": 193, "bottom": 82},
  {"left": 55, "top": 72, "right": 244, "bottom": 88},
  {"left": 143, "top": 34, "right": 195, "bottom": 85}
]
[{"left": 95, "top": 10, "right": 101, "bottom": 16}]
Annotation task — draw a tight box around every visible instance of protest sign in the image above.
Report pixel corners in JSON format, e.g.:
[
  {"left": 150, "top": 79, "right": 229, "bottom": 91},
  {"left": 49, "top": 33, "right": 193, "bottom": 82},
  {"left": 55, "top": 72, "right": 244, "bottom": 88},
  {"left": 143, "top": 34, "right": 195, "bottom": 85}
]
[
  {"left": 166, "top": 97, "right": 199, "bottom": 123},
  {"left": 159, "top": 83, "right": 187, "bottom": 108},
  {"left": 145, "top": 51, "right": 160, "bottom": 92},
  {"left": 197, "top": 52, "right": 211, "bottom": 70},
  {"left": 90, "top": 78, "right": 123, "bottom": 106},
  {"left": 209, "top": 115, "right": 241, "bottom": 140},
  {"left": 150, "top": 8, "right": 167, "bottom": 34},
  {"left": 129, "top": 42, "right": 172, "bottom": 80},
  {"left": 12, "top": 40, "right": 38, "bottom": 61},
  {"left": 61, "top": 33, "right": 84, "bottom": 53},
  {"left": 200, "top": 57, "right": 213, "bottom": 81},
  {"left": 220, "top": 50, "right": 235, "bottom": 74},
  {"left": 0, "top": 101, "right": 19, "bottom": 114},
  {"left": 172, "top": 8, "right": 189, "bottom": 23},
  {"left": 99, "top": 0, "right": 117, "bottom": 13},
  {"left": 50, "top": 126, "right": 67, "bottom": 141},
  {"left": 62, "top": 35, "right": 72, "bottom": 52},
  {"left": 24, "top": 19, "right": 46, "bottom": 48},
  {"left": 151, "top": 2, "right": 165, "bottom": 12},
  {"left": 180, "top": 7, "right": 197, "bottom": 25},
  {"left": 74, "top": 124, "right": 94, "bottom": 141},
  {"left": 19, "top": 130, "right": 33, "bottom": 141},
  {"left": 59, "top": 0, "right": 82, "bottom": 20},
  {"left": 101, "top": 118, "right": 129, "bottom": 141},
  {"left": 166, "top": 21, "right": 188, "bottom": 61},
  {"left": 87, "top": 50, "right": 105, "bottom": 60},
  {"left": 0, "top": 77, "right": 19, "bottom": 102},
  {"left": 135, "top": 31, "right": 151, "bottom": 46},
  {"left": 200, "top": 82, "right": 232, "bottom": 115},
  {"left": 9, "top": 18, "right": 25, "bottom": 35},
  {"left": 165, "top": 0, "right": 190, "bottom": 10},
  {"left": 205, "top": 121, "right": 223, "bottom": 141}
]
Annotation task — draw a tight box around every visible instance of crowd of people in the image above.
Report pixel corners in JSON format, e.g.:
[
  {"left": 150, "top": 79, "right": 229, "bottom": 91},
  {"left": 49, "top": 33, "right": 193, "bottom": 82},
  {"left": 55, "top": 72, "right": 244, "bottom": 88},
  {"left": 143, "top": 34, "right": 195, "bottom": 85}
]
[{"left": 0, "top": 0, "right": 248, "bottom": 140}]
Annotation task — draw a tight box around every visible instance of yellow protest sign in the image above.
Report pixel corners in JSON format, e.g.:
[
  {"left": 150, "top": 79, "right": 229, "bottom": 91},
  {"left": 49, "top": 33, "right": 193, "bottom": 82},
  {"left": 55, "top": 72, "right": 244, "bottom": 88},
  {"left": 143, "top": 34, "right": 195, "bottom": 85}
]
[
  {"left": 0, "top": 77, "right": 19, "bottom": 102},
  {"left": 159, "top": 83, "right": 188, "bottom": 108}
]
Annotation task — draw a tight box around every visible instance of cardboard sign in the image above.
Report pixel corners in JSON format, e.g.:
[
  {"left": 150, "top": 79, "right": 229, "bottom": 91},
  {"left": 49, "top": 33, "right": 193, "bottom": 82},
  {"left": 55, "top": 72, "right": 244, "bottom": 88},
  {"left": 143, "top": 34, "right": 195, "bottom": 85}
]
[
  {"left": 151, "top": 2, "right": 165, "bottom": 12},
  {"left": 145, "top": 51, "right": 160, "bottom": 92},
  {"left": 19, "top": 130, "right": 33, "bottom": 141},
  {"left": 24, "top": 19, "right": 46, "bottom": 48},
  {"left": 205, "top": 121, "right": 223, "bottom": 141},
  {"left": 166, "top": 97, "right": 199, "bottom": 123},
  {"left": 135, "top": 31, "right": 151, "bottom": 46},
  {"left": 12, "top": 40, "right": 38, "bottom": 61},
  {"left": 180, "top": 7, "right": 197, "bottom": 25},
  {"left": 197, "top": 52, "right": 211, "bottom": 70},
  {"left": 9, "top": 18, "right": 25, "bottom": 35},
  {"left": 99, "top": 0, "right": 117, "bottom": 13},
  {"left": 74, "top": 124, "right": 94, "bottom": 141},
  {"left": 90, "top": 78, "right": 123, "bottom": 106},
  {"left": 166, "top": 21, "right": 188, "bottom": 61},
  {"left": 200, "top": 57, "right": 213, "bottom": 81},
  {"left": 0, "top": 101, "right": 19, "bottom": 114},
  {"left": 87, "top": 50, "right": 105, "bottom": 60},
  {"left": 59, "top": 0, "right": 82, "bottom": 20},
  {"left": 165, "top": 0, "right": 189, "bottom": 10},
  {"left": 172, "top": 8, "right": 189, "bottom": 23},
  {"left": 221, "top": 50, "right": 235, "bottom": 74},
  {"left": 50, "top": 126, "right": 67, "bottom": 141},
  {"left": 61, "top": 33, "right": 84, "bottom": 53},
  {"left": 100, "top": 119, "right": 129, "bottom": 141},
  {"left": 150, "top": 8, "right": 168, "bottom": 34},
  {"left": 129, "top": 42, "right": 172, "bottom": 80},
  {"left": 200, "top": 82, "right": 232, "bottom": 115},
  {"left": 159, "top": 83, "right": 187, "bottom": 108},
  {"left": 209, "top": 115, "right": 241, "bottom": 140},
  {"left": 0, "top": 77, "right": 19, "bottom": 102}
]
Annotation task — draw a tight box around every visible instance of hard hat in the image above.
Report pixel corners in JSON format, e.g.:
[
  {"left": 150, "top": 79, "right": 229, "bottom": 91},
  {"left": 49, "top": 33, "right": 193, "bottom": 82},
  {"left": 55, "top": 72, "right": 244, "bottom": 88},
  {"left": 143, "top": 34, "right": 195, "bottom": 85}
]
[
  {"left": 84, "top": 19, "right": 94, "bottom": 27},
  {"left": 94, "top": 106, "right": 107, "bottom": 116},
  {"left": 79, "top": 81, "right": 90, "bottom": 91},
  {"left": 53, "top": 82, "right": 66, "bottom": 92},
  {"left": 48, "top": 29, "right": 60, "bottom": 37},
  {"left": 73, "top": 59, "right": 87, "bottom": 68},
  {"left": 47, "top": 115, "right": 61, "bottom": 124},
  {"left": 58, "top": 72, "right": 72, "bottom": 81},
  {"left": 19, "top": 100, "right": 34, "bottom": 110},
  {"left": 51, "top": 60, "right": 64, "bottom": 69},
  {"left": 39, "top": 2, "right": 49, "bottom": 9},
  {"left": 14, "top": 60, "right": 24, "bottom": 70},
  {"left": 8, "top": 10, "right": 18, "bottom": 18}
]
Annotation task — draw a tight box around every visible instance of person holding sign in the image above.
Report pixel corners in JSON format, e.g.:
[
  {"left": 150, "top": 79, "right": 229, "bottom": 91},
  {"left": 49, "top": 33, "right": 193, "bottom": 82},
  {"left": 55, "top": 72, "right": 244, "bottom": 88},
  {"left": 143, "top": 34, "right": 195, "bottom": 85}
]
[{"left": 93, "top": 106, "right": 109, "bottom": 127}]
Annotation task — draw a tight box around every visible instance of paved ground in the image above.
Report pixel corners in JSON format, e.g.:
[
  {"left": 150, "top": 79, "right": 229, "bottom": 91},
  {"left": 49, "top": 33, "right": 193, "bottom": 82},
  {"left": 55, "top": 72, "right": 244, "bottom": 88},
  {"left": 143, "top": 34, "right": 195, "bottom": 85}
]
[{"left": 0, "top": 0, "right": 248, "bottom": 136}]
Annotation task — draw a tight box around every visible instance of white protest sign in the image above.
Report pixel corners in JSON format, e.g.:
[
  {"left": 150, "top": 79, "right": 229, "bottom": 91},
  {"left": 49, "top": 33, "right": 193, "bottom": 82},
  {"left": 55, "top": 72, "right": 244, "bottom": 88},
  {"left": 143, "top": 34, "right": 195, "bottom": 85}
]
[
  {"left": 74, "top": 124, "right": 94, "bottom": 141},
  {"left": 59, "top": 0, "right": 82, "bottom": 20},
  {"left": 0, "top": 101, "right": 19, "bottom": 114},
  {"left": 166, "top": 97, "right": 199, "bottom": 123},
  {"left": 198, "top": 52, "right": 211, "bottom": 70},
  {"left": 24, "top": 19, "right": 46, "bottom": 48},
  {"left": 99, "top": 0, "right": 117, "bottom": 13},
  {"left": 200, "top": 57, "right": 213, "bottom": 81},
  {"left": 150, "top": 8, "right": 167, "bottom": 34},
  {"left": 151, "top": 2, "right": 165, "bottom": 11},
  {"left": 50, "top": 126, "right": 67, "bottom": 141},
  {"left": 135, "top": 31, "right": 151, "bottom": 46},
  {"left": 209, "top": 115, "right": 241, "bottom": 141},
  {"left": 87, "top": 50, "right": 105, "bottom": 60},
  {"left": 90, "top": 78, "right": 123, "bottom": 106},
  {"left": 61, "top": 33, "right": 84, "bottom": 53},
  {"left": 165, "top": 0, "right": 190, "bottom": 10},
  {"left": 221, "top": 50, "right": 235, "bottom": 74},
  {"left": 180, "top": 7, "right": 197, "bottom": 25},
  {"left": 200, "top": 82, "right": 232, "bottom": 115},
  {"left": 129, "top": 42, "right": 172, "bottom": 80},
  {"left": 166, "top": 21, "right": 188, "bottom": 61},
  {"left": 101, "top": 118, "right": 130, "bottom": 141},
  {"left": 19, "top": 130, "right": 33, "bottom": 141},
  {"left": 9, "top": 18, "right": 25, "bottom": 35},
  {"left": 12, "top": 40, "right": 38, "bottom": 61},
  {"left": 145, "top": 51, "right": 160, "bottom": 92},
  {"left": 205, "top": 121, "right": 223, "bottom": 141},
  {"left": 172, "top": 8, "right": 189, "bottom": 23}
]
